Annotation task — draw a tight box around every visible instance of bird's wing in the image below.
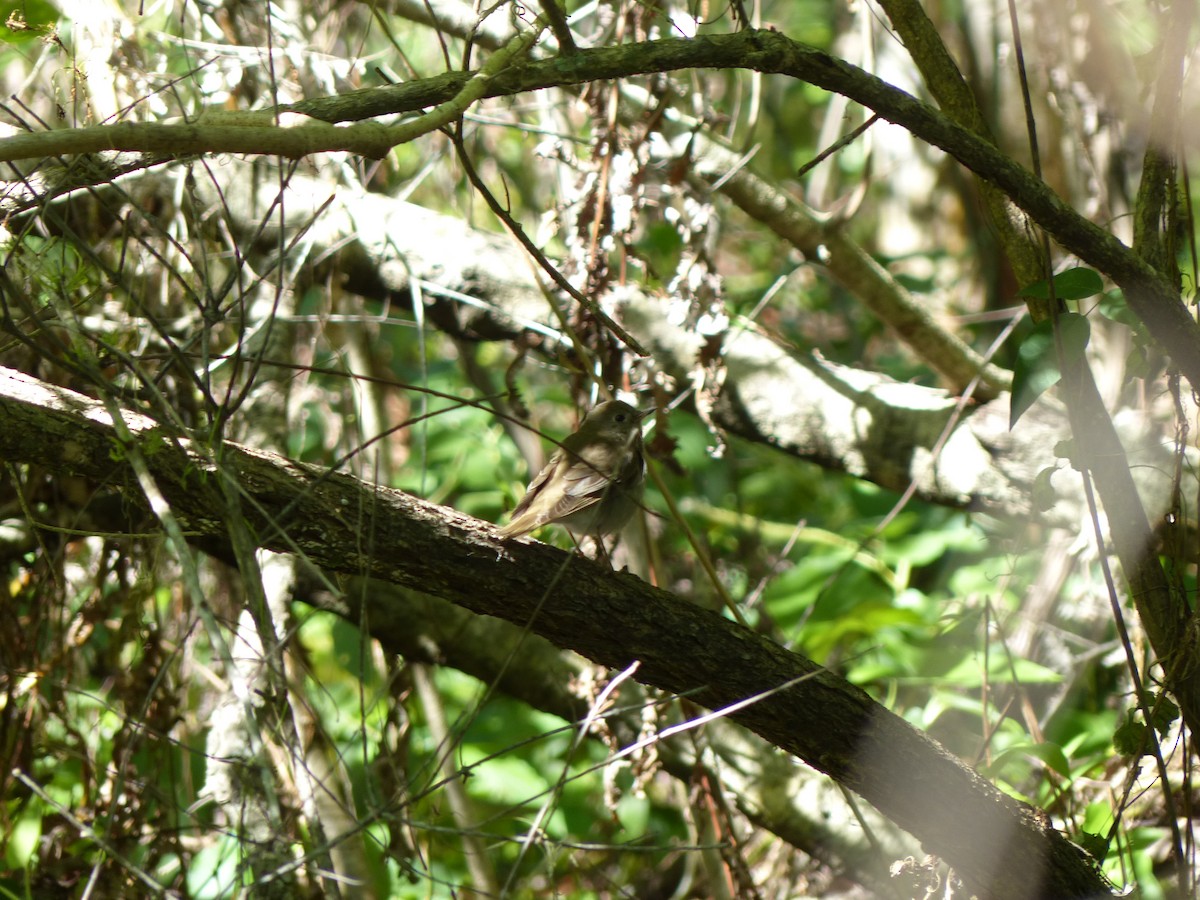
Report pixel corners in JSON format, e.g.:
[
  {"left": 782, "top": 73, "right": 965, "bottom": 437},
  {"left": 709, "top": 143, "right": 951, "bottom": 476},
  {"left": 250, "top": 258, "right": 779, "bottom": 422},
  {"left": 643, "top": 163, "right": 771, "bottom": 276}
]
[
  {"left": 498, "top": 450, "right": 609, "bottom": 538},
  {"left": 558, "top": 458, "right": 613, "bottom": 504}
]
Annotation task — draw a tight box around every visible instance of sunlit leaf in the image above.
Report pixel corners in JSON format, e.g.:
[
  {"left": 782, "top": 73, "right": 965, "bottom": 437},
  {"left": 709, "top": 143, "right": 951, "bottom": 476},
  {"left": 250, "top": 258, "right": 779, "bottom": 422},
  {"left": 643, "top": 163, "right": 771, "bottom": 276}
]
[
  {"left": 1113, "top": 713, "right": 1148, "bottom": 757},
  {"left": 1018, "top": 267, "right": 1103, "bottom": 301},
  {"left": 5, "top": 804, "right": 42, "bottom": 869}
]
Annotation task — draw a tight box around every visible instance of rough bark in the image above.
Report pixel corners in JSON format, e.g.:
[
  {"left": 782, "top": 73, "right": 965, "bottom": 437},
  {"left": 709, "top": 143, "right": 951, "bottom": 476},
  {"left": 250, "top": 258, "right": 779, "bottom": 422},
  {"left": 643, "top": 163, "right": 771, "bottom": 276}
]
[
  {"left": 0, "top": 366, "right": 1111, "bottom": 899},
  {"left": 312, "top": 576, "right": 922, "bottom": 894}
]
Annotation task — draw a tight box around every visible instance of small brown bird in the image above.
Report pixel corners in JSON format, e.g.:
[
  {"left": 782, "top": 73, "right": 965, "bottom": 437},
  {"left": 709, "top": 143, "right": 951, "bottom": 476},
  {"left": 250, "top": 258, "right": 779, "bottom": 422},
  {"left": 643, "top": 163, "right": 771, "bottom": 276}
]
[{"left": 498, "top": 399, "right": 647, "bottom": 540}]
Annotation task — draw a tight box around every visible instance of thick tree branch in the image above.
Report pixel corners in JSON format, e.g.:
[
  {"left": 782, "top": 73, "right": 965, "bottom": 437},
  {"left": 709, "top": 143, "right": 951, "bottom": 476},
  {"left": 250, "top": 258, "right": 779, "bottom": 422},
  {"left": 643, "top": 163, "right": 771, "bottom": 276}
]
[
  {"left": 313, "top": 578, "right": 921, "bottom": 893},
  {"left": 0, "top": 365, "right": 1111, "bottom": 899},
  {"left": 190, "top": 169, "right": 1185, "bottom": 534}
]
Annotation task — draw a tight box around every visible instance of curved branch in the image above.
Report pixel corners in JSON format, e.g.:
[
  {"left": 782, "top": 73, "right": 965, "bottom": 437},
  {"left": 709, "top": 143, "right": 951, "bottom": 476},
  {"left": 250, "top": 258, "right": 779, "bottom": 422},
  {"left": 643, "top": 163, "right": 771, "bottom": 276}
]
[{"left": 0, "top": 32, "right": 1194, "bottom": 388}]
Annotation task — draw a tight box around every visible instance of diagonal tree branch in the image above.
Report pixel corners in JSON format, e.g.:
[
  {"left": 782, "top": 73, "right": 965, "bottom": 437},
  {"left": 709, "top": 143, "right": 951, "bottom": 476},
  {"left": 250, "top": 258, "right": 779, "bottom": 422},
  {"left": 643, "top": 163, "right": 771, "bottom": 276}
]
[
  {"left": 321, "top": 576, "right": 922, "bottom": 893},
  {"left": 0, "top": 364, "right": 1111, "bottom": 899},
  {"left": 864, "top": 0, "right": 1200, "bottom": 748}
]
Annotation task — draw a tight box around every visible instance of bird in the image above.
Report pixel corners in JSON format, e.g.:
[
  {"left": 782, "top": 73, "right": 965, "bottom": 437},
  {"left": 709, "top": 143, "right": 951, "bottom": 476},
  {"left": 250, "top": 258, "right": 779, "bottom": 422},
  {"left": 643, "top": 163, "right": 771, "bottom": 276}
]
[{"left": 498, "top": 399, "right": 647, "bottom": 541}]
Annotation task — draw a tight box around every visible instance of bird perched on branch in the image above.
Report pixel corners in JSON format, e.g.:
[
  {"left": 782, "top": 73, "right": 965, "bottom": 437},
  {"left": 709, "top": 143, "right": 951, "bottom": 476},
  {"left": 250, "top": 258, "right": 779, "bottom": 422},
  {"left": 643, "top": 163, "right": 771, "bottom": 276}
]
[{"left": 498, "top": 399, "right": 647, "bottom": 541}]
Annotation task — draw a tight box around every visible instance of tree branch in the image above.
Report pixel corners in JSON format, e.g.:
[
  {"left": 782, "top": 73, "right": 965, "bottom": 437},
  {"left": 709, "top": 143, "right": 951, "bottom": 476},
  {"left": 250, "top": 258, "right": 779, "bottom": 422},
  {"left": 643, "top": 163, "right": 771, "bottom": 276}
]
[
  {"left": 863, "top": 0, "right": 1200, "bottom": 745},
  {"left": 685, "top": 135, "right": 1012, "bottom": 398},
  {"left": 2, "top": 31, "right": 1194, "bottom": 389},
  {"left": 313, "top": 576, "right": 921, "bottom": 893},
  {"left": 182, "top": 167, "right": 1187, "bottom": 535},
  {"left": 299, "top": 31, "right": 1200, "bottom": 394},
  {"left": 0, "top": 365, "right": 1111, "bottom": 899}
]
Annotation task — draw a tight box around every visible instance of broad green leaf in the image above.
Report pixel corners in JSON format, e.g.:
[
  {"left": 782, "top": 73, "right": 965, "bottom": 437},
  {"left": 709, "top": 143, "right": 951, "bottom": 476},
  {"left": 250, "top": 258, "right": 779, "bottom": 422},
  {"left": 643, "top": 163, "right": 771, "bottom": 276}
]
[
  {"left": 1018, "top": 267, "right": 1104, "bottom": 301},
  {"left": 187, "top": 836, "right": 246, "bottom": 899},
  {"left": 1, "top": 1, "right": 59, "bottom": 45},
  {"left": 936, "top": 654, "right": 1062, "bottom": 688},
  {"left": 1010, "top": 313, "right": 1091, "bottom": 428},
  {"left": 1081, "top": 800, "right": 1115, "bottom": 835},
  {"left": 881, "top": 517, "right": 983, "bottom": 566},
  {"left": 1027, "top": 740, "right": 1071, "bottom": 777}
]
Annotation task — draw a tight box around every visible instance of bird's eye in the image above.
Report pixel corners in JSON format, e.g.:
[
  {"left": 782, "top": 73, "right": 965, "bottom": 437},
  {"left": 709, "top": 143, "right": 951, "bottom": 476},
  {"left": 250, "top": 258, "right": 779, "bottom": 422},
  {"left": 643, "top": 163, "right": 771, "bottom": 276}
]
[{"left": 615, "top": 413, "right": 627, "bottom": 422}]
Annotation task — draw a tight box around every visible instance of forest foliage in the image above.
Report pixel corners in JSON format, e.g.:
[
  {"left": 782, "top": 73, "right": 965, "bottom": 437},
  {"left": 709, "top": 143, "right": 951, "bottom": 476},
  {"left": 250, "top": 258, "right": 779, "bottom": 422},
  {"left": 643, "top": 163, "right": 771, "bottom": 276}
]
[{"left": 0, "top": 0, "right": 1198, "bottom": 898}]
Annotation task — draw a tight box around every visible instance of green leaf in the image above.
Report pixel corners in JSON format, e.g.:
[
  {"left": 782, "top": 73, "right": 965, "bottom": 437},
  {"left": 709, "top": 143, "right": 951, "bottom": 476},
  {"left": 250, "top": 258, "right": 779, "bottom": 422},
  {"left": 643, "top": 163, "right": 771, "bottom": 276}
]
[
  {"left": 881, "top": 517, "right": 983, "bottom": 567},
  {"left": 984, "top": 740, "right": 1071, "bottom": 779},
  {"left": 1097, "top": 290, "right": 1141, "bottom": 327},
  {"left": 1148, "top": 695, "right": 1180, "bottom": 736},
  {"left": 1018, "top": 267, "right": 1104, "bottom": 301},
  {"left": 1113, "top": 714, "right": 1148, "bottom": 757},
  {"left": 188, "top": 835, "right": 246, "bottom": 899},
  {"left": 1010, "top": 313, "right": 1091, "bottom": 428},
  {"left": 1032, "top": 465, "right": 1058, "bottom": 512},
  {"left": 937, "top": 654, "right": 1062, "bottom": 688},
  {"left": 1029, "top": 740, "right": 1071, "bottom": 778},
  {"left": 1125, "top": 344, "right": 1151, "bottom": 379},
  {"left": 1077, "top": 831, "right": 1109, "bottom": 862},
  {"left": 5, "top": 803, "right": 42, "bottom": 869},
  {"left": 1, "top": 1, "right": 59, "bottom": 45}
]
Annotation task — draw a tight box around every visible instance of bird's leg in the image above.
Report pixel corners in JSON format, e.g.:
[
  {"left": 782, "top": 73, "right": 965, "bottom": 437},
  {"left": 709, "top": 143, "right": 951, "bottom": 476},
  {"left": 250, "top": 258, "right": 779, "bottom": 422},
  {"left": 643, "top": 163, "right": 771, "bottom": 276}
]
[
  {"left": 570, "top": 534, "right": 613, "bottom": 567},
  {"left": 593, "top": 538, "right": 614, "bottom": 569},
  {"left": 565, "top": 533, "right": 599, "bottom": 564}
]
